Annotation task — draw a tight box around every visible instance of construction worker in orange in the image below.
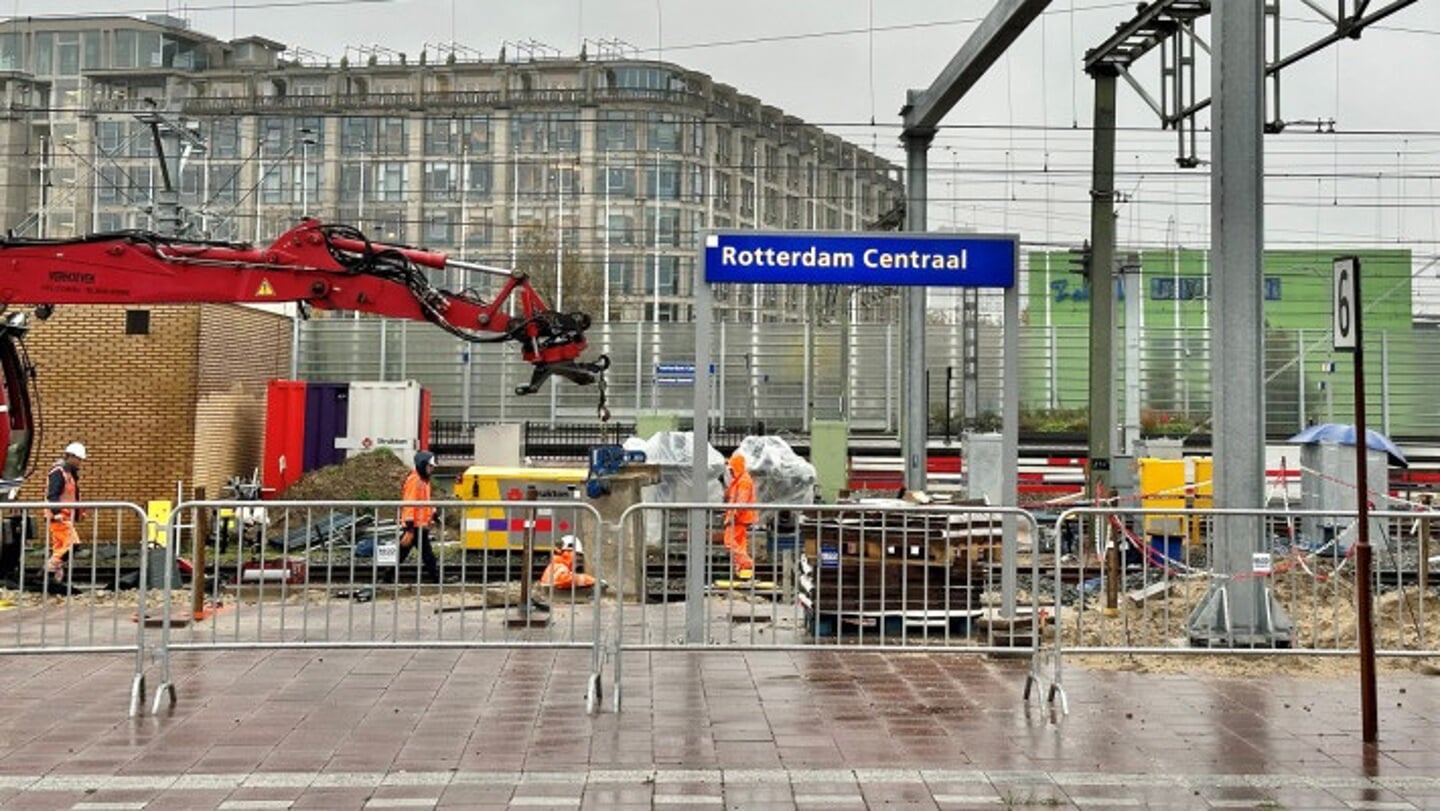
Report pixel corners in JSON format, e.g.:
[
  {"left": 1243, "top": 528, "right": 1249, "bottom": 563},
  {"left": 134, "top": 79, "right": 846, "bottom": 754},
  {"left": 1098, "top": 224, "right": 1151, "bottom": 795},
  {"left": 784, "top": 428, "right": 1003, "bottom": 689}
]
[
  {"left": 540, "top": 535, "right": 595, "bottom": 589},
  {"left": 398, "top": 451, "right": 442, "bottom": 581},
  {"left": 44, "top": 442, "right": 87, "bottom": 582},
  {"left": 723, "top": 453, "right": 757, "bottom": 580}
]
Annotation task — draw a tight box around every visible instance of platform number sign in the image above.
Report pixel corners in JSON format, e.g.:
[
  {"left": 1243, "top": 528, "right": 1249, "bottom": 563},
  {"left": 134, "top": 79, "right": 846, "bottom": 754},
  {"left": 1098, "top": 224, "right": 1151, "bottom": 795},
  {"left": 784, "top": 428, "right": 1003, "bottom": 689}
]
[{"left": 1333, "top": 256, "right": 1358, "bottom": 352}]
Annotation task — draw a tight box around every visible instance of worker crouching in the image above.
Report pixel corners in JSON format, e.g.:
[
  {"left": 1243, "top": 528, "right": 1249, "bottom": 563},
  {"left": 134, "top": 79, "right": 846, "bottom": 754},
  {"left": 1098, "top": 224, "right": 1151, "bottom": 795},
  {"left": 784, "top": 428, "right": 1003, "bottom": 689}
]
[{"left": 540, "top": 535, "right": 595, "bottom": 589}]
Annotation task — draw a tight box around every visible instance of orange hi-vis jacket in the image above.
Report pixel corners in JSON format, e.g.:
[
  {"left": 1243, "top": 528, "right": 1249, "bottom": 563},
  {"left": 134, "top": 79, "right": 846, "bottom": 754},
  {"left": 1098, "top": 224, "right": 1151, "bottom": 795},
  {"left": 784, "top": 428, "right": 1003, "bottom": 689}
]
[
  {"left": 45, "top": 462, "right": 79, "bottom": 522},
  {"left": 539, "top": 547, "right": 596, "bottom": 589},
  {"left": 400, "top": 469, "right": 433, "bottom": 527},
  {"left": 724, "top": 455, "right": 757, "bottom": 527}
]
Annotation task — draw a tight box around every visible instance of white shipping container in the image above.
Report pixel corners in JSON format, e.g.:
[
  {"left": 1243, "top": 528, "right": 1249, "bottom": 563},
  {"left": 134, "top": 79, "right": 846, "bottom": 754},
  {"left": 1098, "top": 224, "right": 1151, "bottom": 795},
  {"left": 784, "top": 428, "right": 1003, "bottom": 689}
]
[{"left": 336, "top": 380, "right": 427, "bottom": 458}]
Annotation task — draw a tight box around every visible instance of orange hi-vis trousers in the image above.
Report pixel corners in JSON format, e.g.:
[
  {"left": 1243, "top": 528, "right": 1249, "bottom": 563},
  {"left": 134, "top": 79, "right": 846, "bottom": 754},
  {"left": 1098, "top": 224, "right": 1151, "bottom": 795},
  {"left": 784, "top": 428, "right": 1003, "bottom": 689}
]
[{"left": 47, "top": 519, "right": 78, "bottom": 573}]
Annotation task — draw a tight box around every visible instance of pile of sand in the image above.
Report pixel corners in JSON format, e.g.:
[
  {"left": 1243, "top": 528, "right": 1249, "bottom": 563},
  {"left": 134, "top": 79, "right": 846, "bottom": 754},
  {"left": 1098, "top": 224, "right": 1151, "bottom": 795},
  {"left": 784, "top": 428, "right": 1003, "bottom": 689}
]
[{"left": 1054, "top": 560, "right": 1440, "bottom": 675}]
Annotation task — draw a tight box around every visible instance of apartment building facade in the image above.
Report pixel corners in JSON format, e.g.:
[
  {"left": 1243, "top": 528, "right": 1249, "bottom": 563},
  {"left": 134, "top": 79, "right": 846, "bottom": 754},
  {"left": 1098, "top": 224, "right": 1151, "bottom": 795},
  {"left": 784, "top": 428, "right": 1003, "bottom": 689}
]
[{"left": 0, "top": 15, "right": 905, "bottom": 323}]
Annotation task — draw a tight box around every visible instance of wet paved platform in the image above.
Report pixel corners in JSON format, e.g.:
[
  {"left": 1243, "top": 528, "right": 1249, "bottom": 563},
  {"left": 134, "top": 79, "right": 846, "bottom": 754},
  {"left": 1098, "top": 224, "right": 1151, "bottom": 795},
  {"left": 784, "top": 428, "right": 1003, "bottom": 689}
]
[{"left": 0, "top": 649, "right": 1437, "bottom": 809}]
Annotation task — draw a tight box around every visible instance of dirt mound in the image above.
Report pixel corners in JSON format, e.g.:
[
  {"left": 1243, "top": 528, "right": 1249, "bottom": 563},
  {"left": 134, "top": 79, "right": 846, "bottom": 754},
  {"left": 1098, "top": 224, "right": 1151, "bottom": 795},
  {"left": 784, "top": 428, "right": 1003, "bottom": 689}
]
[{"left": 282, "top": 449, "right": 411, "bottom": 503}]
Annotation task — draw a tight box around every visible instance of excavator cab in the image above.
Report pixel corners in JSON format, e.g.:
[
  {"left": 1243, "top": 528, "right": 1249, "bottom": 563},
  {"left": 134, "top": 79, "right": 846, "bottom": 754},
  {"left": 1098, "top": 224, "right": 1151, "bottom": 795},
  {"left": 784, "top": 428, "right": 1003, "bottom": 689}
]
[{"left": 0, "top": 313, "right": 33, "bottom": 495}]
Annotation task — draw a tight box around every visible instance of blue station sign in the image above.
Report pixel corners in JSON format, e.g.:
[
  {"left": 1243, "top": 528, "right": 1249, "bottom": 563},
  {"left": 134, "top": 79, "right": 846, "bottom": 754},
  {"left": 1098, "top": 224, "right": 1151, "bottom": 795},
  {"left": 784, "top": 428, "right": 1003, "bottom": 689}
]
[{"left": 703, "top": 230, "right": 1017, "bottom": 288}]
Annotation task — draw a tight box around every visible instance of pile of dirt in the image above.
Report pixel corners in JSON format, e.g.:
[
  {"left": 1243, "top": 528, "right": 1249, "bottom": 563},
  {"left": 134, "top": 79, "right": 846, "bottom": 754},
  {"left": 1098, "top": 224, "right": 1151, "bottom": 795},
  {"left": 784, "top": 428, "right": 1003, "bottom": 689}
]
[{"left": 281, "top": 449, "right": 412, "bottom": 503}]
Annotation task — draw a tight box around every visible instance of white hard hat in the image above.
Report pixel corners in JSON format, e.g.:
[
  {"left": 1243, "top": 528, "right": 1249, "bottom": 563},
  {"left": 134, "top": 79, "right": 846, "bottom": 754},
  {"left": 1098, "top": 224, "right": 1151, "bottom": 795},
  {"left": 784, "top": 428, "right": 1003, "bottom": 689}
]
[
  {"left": 64, "top": 442, "right": 87, "bottom": 460},
  {"left": 560, "top": 535, "right": 582, "bottom": 554}
]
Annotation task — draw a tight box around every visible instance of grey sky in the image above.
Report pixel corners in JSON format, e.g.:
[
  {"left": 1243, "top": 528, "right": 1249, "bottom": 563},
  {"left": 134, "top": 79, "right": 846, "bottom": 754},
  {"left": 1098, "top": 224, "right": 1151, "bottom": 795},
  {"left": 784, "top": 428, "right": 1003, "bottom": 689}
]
[{"left": 23, "top": 1, "right": 1440, "bottom": 283}]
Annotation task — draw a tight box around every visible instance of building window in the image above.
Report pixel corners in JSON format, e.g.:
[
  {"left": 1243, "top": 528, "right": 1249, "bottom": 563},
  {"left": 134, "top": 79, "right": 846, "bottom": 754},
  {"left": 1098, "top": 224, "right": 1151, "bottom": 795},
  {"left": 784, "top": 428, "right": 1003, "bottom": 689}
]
[
  {"left": 424, "top": 162, "right": 459, "bottom": 200},
  {"left": 653, "top": 208, "right": 681, "bottom": 247},
  {"left": 424, "top": 118, "right": 459, "bottom": 155},
  {"left": 464, "top": 161, "right": 493, "bottom": 200},
  {"left": 0, "top": 33, "right": 19, "bottom": 71},
  {"left": 341, "top": 117, "right": 375, "bottom": 152},
  {"left": 596, "top": 161, "right": 636, "bottom": 196},
  {"left": 82, "top": 31, "right": 101, "bottom": 70},
  {"left": 208, "top": 119, "right": 240, "bottom": 159},
  {"left": 125, "top": 309, "right": 150, "bottom": 336},
  {"left": 607, "top": 256, "right": 633, "bottom": 293},
  {"left": 97, "top": 167, "right": 123, "bottom": 204},
  {"left": 550, "top": 112, "right": 579, "bottom": 152},
  {"left": 647, "top": 113, "right": 681, "bottom": 153},
  {"left": 462, "top": 216, "right": 493, "bottom": 249},
  {"left": 599, "top": 111, "right": 638, "bottom": 151},
  {"left": 373, "top": 210, "right": 406, "bottom": 243},
  {"left": 340, "top": 163, "right": 369, "bottom": 199},
  {"left": 113, "top": 30, "right": 136, "bottom": 69},
  {"left": 375, "top": 162, "right": 407, "bottom": 202},
  {"left": 261, "top": 164, "right": 284, "bottom": 203},
  {"left": 461, "top": 116, "right": 490, "bottom": 153},
  {"left": 646, "top": 161, "right": 681, "bottom": 200},
  {"left": 207, "top": 165, "right": 239, "bottom": 204},
  {"left": 607, "top": 213, "right": 637, "bottom": 246},
  {"left": 376, "top": 117, "right": 407, "bottom": 155},
  {"left": 56, "top": 32, "right": 80, "bottom": 76},
  {"left": 96, "top": 121, "right": 124, "bottom": 154},
  {"left": 34, "top": 31, "right": 54, "bottom": 75},
  {"left": 423, "top": 213, "right": 454, "bottom": 245},
  {"left": 606, "top": 66, "right": 681, "bottom": 92}
]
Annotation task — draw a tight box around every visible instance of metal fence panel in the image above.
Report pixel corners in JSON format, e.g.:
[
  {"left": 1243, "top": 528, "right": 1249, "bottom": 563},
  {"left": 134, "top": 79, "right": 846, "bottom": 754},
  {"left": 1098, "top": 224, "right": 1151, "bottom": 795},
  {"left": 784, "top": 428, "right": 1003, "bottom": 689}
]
[
  {"left": 608, "top": 502, "right": 1056, "bottom": 714},
  {"left": 1044, "top": 506, "right": 1440, "bottom": 662},
  {"left": 149, "top": 499, "right": 607, "bottom": 715},
  {"left": 0, "top": 502, "right": 155, "bottom": 716}
]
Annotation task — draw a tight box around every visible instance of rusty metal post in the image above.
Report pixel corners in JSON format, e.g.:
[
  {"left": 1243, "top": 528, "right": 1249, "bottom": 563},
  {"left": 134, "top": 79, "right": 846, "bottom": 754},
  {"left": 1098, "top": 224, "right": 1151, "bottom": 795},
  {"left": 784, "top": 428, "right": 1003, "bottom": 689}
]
[
  {"left": 191, "top": 487, "right": 207, "bottom": 620},
  {"left": 509, "top": 484, "right": 550, "bottom": 628},
  {"left": 1346, "top": 258, "right": 1377, "bottom": 744}
]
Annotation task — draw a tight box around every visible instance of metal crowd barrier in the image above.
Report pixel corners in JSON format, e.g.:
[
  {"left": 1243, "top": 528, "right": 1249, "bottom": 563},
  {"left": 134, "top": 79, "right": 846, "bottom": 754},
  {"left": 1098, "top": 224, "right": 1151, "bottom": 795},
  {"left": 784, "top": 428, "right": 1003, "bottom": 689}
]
[
  {"left": 609, "top": 501, "right": 1060, "bottom": 713},
  {"left": 0, "top": 502, "right": 156, "bottom": 715},
  {"left": 1043, "top": 506, "right": 1440, "bottom": 692},
  {"left": 148, "top": 498, "right": 607, "bottom": 715}
]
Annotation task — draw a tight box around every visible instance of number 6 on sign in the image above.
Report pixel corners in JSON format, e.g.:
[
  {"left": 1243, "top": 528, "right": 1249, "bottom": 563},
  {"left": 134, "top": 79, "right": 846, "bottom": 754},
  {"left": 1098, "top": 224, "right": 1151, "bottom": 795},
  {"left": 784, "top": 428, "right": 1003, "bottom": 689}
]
[{"left": 1333, "top": 256, "right": 1358, "bottom": 351}]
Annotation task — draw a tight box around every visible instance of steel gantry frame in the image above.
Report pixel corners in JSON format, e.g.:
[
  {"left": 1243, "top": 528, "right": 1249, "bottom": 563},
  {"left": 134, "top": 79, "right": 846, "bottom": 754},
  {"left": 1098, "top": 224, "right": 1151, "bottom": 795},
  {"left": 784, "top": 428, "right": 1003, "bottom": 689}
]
[
  {"left": 1086, "top": 0, "right": 1420, "bottom": 166},
  {"left": 1081, "top": 0, "right": 1422, "bottom": 646},
  {"left": 898, "top": 0, "right": 1050, "bottom": 496}
]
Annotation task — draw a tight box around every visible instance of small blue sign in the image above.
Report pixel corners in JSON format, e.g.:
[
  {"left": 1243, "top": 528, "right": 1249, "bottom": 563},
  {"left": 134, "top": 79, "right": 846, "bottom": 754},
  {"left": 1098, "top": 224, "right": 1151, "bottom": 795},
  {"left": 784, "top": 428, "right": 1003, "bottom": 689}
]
[
  {"left": 819, "top": 545, "right": 840, "bottom": 569},
  {"left": 704, "top": 230, "right": 1017, "bottom": 288}
]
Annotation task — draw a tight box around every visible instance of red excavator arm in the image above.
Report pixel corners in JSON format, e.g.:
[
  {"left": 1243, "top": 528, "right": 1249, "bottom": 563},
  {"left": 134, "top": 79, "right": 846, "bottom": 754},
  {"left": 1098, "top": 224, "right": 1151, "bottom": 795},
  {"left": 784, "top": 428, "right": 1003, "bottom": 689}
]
[{"left": 0, "top": 220, "right": 611, "bottom": 488}]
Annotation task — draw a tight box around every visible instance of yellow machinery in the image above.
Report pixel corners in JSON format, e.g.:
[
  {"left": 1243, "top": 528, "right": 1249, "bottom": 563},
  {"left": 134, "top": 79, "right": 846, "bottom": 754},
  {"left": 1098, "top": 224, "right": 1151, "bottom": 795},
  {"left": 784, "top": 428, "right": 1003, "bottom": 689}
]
[
  {"left": 1191, "top": 457, "right": 1214, "bottom": 544},
  {"left": 453, "top": 466, "right": 588, "bottom": 551},
  {"left": 1138, "top": 458, "right": 1187, "bottom": 539}
]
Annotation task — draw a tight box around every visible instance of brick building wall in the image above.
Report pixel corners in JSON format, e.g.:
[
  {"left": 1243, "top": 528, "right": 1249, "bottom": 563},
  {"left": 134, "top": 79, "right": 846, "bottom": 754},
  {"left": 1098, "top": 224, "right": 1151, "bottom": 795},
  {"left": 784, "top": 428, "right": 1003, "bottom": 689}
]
[
  {"left": 192, "top": 304, "right": 292, "bottom": 495},
  {"left": 18, "top": 304, "right": 292, "bottom": 513},
  {"left": 20, "top": 305, "right": 201, "bottom": 509}
]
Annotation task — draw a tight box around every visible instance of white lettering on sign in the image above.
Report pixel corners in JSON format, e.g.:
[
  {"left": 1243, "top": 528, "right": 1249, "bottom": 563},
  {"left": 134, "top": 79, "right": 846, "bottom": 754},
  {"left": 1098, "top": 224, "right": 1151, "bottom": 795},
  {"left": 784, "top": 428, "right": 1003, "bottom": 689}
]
[
  {"left": 719, "top": 245, "right": 856, "bottom": 269},
  {"left": 862, "top": 248, "right": 967, "bottom": 270},
  {"left": 716, "top": 244, "right": 970, "bottom": 272}
]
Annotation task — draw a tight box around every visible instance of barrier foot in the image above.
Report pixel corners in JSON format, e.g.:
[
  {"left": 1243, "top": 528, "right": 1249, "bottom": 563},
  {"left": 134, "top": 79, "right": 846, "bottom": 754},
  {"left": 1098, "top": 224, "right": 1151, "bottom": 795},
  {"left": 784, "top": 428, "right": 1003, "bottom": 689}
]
[
  {"left": 1023, "top": 672, "right": 1036, "bottom": 702},
  {"left": 150, "top": 682, "right": 176, "bottom": 716},
  {"left": 586, "top": 672, "right": 602, "bottom": 716},
  {"left": 128, "top": 674, "right": 146, "bottom": 718},
  {"left": 1049, "top": 683, "right": 1070, "bottom": 715}
]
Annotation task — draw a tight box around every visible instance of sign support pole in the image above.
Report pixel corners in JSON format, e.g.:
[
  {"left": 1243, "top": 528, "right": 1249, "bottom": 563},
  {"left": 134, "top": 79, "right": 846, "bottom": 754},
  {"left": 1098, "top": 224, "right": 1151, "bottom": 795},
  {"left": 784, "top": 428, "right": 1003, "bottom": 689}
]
[{"left": 1336, "top": 254, "right": 1377, "bottom": 743}]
